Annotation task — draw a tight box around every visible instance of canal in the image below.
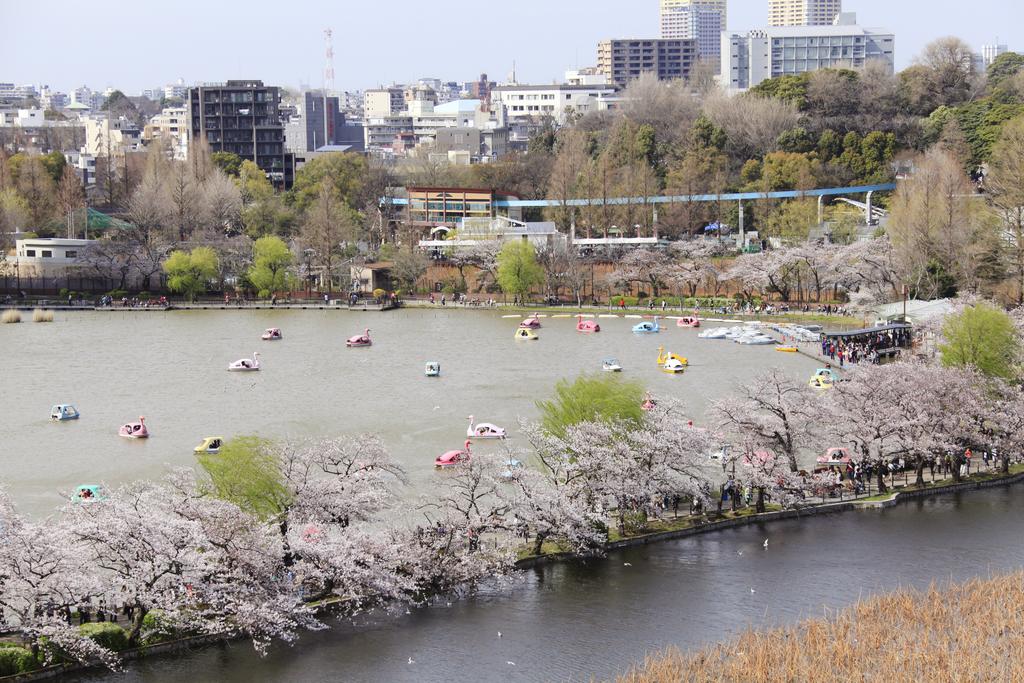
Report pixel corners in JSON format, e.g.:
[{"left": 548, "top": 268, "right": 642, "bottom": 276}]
[{"left": 69, "top": 487, "right": 1024, "bottom": 682}]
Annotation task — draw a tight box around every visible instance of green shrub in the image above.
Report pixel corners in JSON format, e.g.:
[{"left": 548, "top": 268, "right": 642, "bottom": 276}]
[
  {"left": 78, "top": 622, "right": 129, "bottom": 652},
  {"left": 137, "top": 291, "right": 153, "bottom": 301},
  {"left": 106, "top": 289, "right": 128, "bottom": 300},
  {"left": 141, "top": 610, "right": 178, "bottom": 645},
  {"left": 0, "top": 646, "right": 39, "bottom": 675}
]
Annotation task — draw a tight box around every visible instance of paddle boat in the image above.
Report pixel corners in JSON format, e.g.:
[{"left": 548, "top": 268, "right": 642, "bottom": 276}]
[
  {"left": 261, "top": 328, "right": 283, "bottom": 341},
  {"left": 118, "top": 417, "right": 149, "bottom": 439},
  {"left": 736, "top": 333, "right": 777, "bottom": 345},
  {"left": 641, "top": 393, "right": 657, "bottom": 411},
  {"left": 50, "top": 404, "right": 80, "bottom": 421},
  {"left": 514, "top": 327, "right": 539, "bottom": 340},
  {"left": 228, "top": 352, "right": 260, "bottom": 371},
  {"left": 698, "top": 327, "right": 729, "bottom": 339},
  {"left": 435, "top": 439, "right": 472, "bottom": 468},
  {"left": 194, "top": 436, "right": 224, "bottom": 455},
  {"left": 657, "top": 347, "right": 688, "bottom": 367},
  {"left": 677, "top": 316, "right": 700, "bottom": 328},
  {"left": 519, "top": 314, "right": 542, "bottom": 329},
  {"left": 602, "top": 358, "right": 623, "bottom": 372},
  {"left": 346, "top": 328, "right": 372, "bottom": 347},
  {"left": 576, "top": 315, "right": 600, "bottom": 333},
  {"left": 812, "top": 368, "right": 839, "bottom": 383},
  {"left": 500, "top": 458, "right": 524, "bottom": 479},
  {"left": 775, "top": 345, "right": 799, "bottom": 353},
  {"left": 632, "top": 316, "right": 661, "bottom": 334},
  {"left": 809, "top": 375, "right": 834, "bottom": 391},
  {"left": 662, "top": 357, "right": 686, "bottom": 374},
  {"left": 71, "top": 484, "right": 107, "bottom": 504},
  {"left": 425, "top": 361, "right": 441, "bottom": 377},
  {"left": 467, "top": 416, "right": 506, "bottom": 439}
]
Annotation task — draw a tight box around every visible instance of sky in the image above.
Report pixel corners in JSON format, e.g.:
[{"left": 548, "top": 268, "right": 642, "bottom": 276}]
[{"left": 1, "top": 0, "right": 1021, "bottom": 95}]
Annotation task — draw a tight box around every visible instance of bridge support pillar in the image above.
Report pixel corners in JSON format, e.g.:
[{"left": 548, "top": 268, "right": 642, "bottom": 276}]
[
  {"left": 865, "top": 191, "right": 874, "bottom": 225},
  {"left": 817, "top": 195, "right": 824, "bottom": 225}
]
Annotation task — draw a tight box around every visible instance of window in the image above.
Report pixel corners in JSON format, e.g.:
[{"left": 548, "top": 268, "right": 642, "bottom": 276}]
[
  {"left": 41, "top": 250, "right": 52, "bottom": 258},
  {"left": 25, "top": 249, "right": 36, "bottom": 257},
  {"left": 65, "top": 250, "right": 77, "bottom": 258}
]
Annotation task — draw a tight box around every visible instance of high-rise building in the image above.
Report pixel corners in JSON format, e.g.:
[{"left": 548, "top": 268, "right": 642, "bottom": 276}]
[
  {"left": 768, "top": 0, "right": 842, "bottom": 27},
  {"left": 660, "top": 1, "right": 727, "bottom": 30},
  {"left": 597, "top": 38, "right": 698, "bottom": 87},
  {"left": 722, "top": 14, "right": 893, "bottom": 90},
  {"left": 187, "top": 80, "right": 291, "bottom": 187},
  {"left": 982, "top": 43, "right": 1009, "bottom": 67},
  {"left": 660, "top": 4, "right": 724, "bottom": 59},
  {"left": 284, "top": 91, "right": 364, "bottom": 153}
]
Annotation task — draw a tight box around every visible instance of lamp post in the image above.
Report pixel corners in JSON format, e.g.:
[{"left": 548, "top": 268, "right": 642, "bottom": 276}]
[{"left": 303, "top": 248, "right": 315, "bottom": 299}]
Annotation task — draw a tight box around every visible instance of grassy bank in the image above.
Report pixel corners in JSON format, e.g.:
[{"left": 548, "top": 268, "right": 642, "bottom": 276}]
[{"left": 615, "top": 571, "right": 1024, "bottom": 682}]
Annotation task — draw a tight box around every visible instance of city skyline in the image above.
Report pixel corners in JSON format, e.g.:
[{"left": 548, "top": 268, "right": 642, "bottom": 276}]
[{"left": 0, "top": 0, "right": 1020, "bottom": 94}]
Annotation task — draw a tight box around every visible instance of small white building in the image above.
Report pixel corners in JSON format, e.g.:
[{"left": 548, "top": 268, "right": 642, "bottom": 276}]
[
  {"left": 14, "top": 238, "right": 94, "bottom": 277},
  {"left": 492, "top": 83, "right": 618, "bottom": 126}
]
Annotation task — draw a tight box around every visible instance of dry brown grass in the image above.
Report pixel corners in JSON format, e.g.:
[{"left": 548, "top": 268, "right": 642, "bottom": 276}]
[
  {"left": 32, "top": 308, "right": 53, "bottom": 322},
  {"left": 617, "top": 572, "right": 1024, "bottom": 683},
  {"left": 2, "top": 309, "right": 21, "bottom": 323}
]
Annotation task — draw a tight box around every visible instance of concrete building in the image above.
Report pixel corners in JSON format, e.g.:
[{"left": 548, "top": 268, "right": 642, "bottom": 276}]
[
  {"left": 768, "top": 0, "right": 842, "bottom": 27},
  {"left": 14, "top": 237, "right": 93, "bottom": 277},
  {"left": 982, "top": 43, "right": 1009, "bottom": 67},
  {"left": 84, "top": 116, "right": 142, "bottom": 156},
  {"left": 284, "top": 91, "right": 355, "bottom": 153},
  {"left": 660, "top": 4, "right": 724, "bottom": 59},
  {"left": 598, "top": 39, "right": 698, "bottom": 86},
  {"left": 187, "top": 80, "right": 291, "bottom": 187},
  {"left": 564, "top": 68, "right": 610, "bottom": 86},
  {"left": 365, "top": 98, "right": 507, "bottom": 160},
  {"left": 143, "top": 107, "right": 188, "bottom": 159},
  {"left": 722, "top": 15, "right": 894, "bottom": 90},
  {"left": 0, "top": 83, "right": 38, "bottom": 101},
  {"left": 660, "top": 1, "right": 727, "bottom": 30},
  {"left": 364, "top": 88, "right": 405, "bottom": 118},
  {"left": 492, "top": 82, "right": 618, "bottom": 125}
]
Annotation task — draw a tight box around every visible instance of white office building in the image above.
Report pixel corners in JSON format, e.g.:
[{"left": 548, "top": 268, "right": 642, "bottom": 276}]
[
  {"left": 982, "top": 43, "right": 1009, "bottom": 67},
  {"left": 491, "top": 82, "right": 618, "bottom": 125},
  {"left": 722, "top": 14, "right": 894, "bottom": 90}
]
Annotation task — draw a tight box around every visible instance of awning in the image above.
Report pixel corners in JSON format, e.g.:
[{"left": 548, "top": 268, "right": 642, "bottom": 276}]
[{"left": 823, "top": 323, "right": 911, "bottom": 339}]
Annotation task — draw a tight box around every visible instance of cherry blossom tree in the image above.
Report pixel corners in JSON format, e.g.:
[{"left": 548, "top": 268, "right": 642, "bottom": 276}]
[
  {"left": 710, "top": 367, "right": 820, "bottom": 473},
  {"left": 609, "top": 248, "right": 673, "bottom": 297}
]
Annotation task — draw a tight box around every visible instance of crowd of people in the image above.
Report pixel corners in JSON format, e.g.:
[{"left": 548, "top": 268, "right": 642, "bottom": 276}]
[{"left": 821, "top": 327, "right": 912, "bottom": 366}]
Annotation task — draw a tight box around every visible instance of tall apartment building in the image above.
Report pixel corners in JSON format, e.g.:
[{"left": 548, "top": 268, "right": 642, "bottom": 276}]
[
  {"left": 660, "top": 1, "right": 727, "bottom": 30},
  {"left": 660, "top": 4, "right": 724, "bottom": 59},
  {"left": 982, "top": 43, "right": 1009, "bottom": 67},
  {"left": 597, "top": 39, "right": 698, "bottom": 87},
  {"left": 722, "top": 14, "right": 893, "bottom": 90},
  {"left": 284, "top": 91, "right": 365, "bottom": 153},
  {"left": 187, "top": 80, "right": 291, "bottom": 187},
  {"left": 363, "top": 88, "right": 405, "bottom": 118},
  {"left": 768, "top": 0, "right": 841, "bottom": 27}
]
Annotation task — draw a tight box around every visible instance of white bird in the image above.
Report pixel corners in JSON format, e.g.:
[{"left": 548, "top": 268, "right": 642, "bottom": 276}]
[
  {"left": 497, "top": 631, "right": 502, "bottom": 638},
  {"left": 433, "top": 405, "right": 441, "bottom": 410},
  {"left": 623, "top": 562, "right": 632, "bottom": 567},
  {"left": 408, "top": 657, "right": 414, "bottom": 664},
  {"left": 750, "top": 588, "right": 756, "bottom": 593},
  {"left": 737, "top": 550, "right": 743, "bottom": 556},
  {"left": 507, "top": 661, "right": 516, "bottom": 666},
  {"left": 446, "top": 601, "right": 452, "bottom": 607},
  {"left": 763, "top": 538, "right": 769, "bottom": 548}
]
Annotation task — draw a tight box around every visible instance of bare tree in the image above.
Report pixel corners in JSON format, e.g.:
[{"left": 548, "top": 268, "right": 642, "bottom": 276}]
[{"left": 702, "top": 93, "right": 800, "bottom": 159}]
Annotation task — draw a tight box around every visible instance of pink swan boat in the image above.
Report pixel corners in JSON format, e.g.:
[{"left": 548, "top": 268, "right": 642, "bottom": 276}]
[
  {"left": 641, "top": 393, "right": 657, "bottom": 412},
  {"left": 576, "top": 315, "right": 600, "bottom": 333},
  {"left": 261, "top": 328, "right": 283, "bottom": 340},
  {"left": 519, "top": 314, "right": 542, "bottom": 329},
  {"left": 346, "top": 328, "right": 372, "bottom": 347},
  {"left": 677, "top": 316, "right": 700, "bottom": 328},
  {"left": 119, "top": 416, "right": 149, "bottom": 439},
  {"left": 435, "top": 439, "right": 472, "bottom": 467},
  {"left": 467, "top": 415, "right": 506, "bottom": 439}
]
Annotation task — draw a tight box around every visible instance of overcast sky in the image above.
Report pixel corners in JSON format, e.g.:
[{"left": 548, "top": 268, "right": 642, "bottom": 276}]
[{"left": 2, "top": 0, "right": 1020, "bottom": 94}]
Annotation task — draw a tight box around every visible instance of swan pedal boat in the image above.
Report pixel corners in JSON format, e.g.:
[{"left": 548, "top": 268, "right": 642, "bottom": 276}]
[
  {"left": 514, "top": 328, "right": 539, "bottom": 340},
  {"left": 602, "top": 358, "right": 623, "bottom": 372},
  {"left": 662, "top": 358, "right": 686, "bottom": 374},
  {"left": 576, "top": 315, "right": 600, "bottom": 333},
  {"left": 194, "top": 436, "right": 224, "bottom": 454},
  {"left": 346, "top": 329, "right": 372, "bottom": 347},
  {"left": 71, "top": 484, "right": 107, "bottom": 504},
  {"left": 467, "top": 416, "right": 506, "bottom": 439},
  {"left": 677, "top": 316, "right": 700, "bottom": 328},
  {"left": 809, "top": 376, "right": 834, "bottom": 390},
  {"left": 119, "top": 417, "right": 149, "bottom": 439},
  {"left": 261, "top": 328, "right": 283, "bottom": 341},
  {"left": 519, "top": 314, "right": 542, "bottom": 329},
  {"left": 657, "top": 347, "right": 688, "bottom": 367},
  {"left": 436, "top": 440, "right": 472, "bottom": 467},
  {"left": 632, "top": 316, "right": 661, "bottom": 334},
  {"left": 51, "top": 404, "right": 80, "bottom": 421},
  {"left": 425, "top": 362, "right": 441, "bottom": 377},
  {"left": 228, "top": 352, "right": 260, "bottom": 371}
]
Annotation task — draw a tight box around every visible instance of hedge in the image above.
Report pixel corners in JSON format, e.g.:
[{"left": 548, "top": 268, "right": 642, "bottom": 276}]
[
  {"left": 0, "top": 645, "right": 39, "bottom": 676},
  {"left": 78, "top": 622, "right": 129, "bottom": 652}
]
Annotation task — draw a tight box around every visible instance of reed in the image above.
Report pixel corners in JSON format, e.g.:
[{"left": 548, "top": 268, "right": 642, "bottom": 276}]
[
  {"left": 2, "top": 309, "right": 21, "bottom": 323},
  {"left": 616, "top": 572, "right": 1024, "bottom": 683},
  {"left": 32, "top": 308, "right": 54, "bottom": 323}
]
